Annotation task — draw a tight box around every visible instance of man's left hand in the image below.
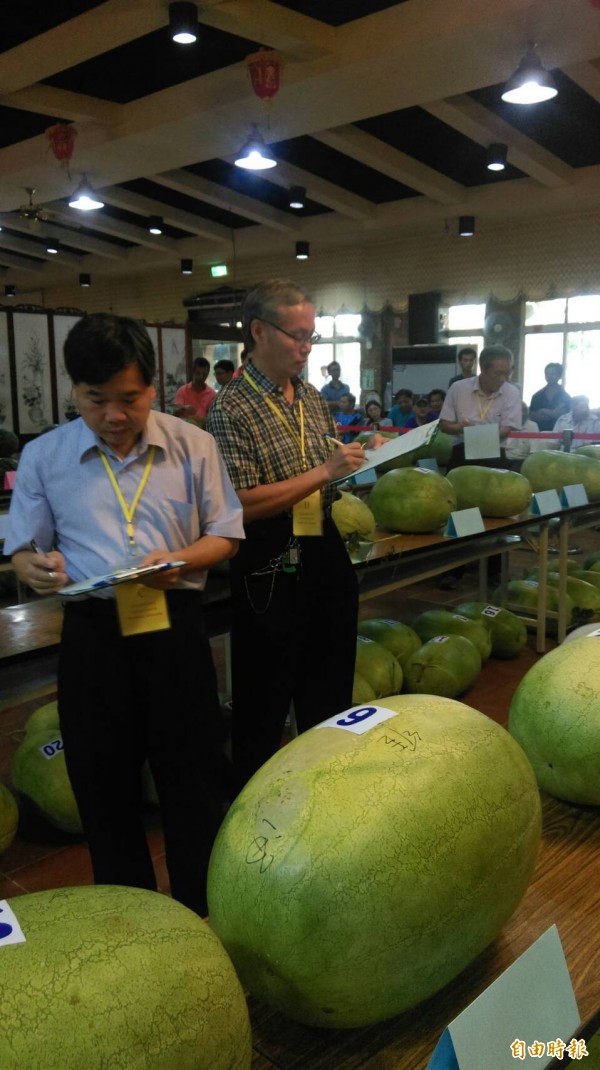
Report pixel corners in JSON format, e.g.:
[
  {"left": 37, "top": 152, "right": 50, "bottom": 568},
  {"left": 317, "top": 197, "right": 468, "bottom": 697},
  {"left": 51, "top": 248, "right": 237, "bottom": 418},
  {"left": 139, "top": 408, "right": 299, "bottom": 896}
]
[{"left": 139, "top": 549, "right": 185, "bottom": 589}]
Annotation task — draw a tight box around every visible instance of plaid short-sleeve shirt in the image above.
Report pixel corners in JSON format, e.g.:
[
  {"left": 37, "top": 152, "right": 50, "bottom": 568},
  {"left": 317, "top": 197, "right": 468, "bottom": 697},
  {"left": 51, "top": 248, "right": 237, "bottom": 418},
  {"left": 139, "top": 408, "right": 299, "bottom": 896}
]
[{"left": 207, "top": 363, "right": 339, "bottom": 510}]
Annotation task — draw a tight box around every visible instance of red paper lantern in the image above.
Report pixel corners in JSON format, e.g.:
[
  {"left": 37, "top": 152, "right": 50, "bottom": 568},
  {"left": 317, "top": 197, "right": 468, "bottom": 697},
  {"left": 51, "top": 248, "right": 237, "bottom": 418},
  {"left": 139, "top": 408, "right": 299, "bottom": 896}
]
[
  {"left": 246, "top": 49, "right": 282, "bottom": 104},
  {"left": 46, "top": 123, "right": 77, "bottom": 165}
]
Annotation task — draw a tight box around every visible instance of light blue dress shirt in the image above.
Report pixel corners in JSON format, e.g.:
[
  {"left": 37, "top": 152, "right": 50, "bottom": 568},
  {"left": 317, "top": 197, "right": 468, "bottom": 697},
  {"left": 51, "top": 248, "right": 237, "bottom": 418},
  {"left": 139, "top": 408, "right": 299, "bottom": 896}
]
[{"left": 5, "top": 411, "right": 244, "bottom": 591}]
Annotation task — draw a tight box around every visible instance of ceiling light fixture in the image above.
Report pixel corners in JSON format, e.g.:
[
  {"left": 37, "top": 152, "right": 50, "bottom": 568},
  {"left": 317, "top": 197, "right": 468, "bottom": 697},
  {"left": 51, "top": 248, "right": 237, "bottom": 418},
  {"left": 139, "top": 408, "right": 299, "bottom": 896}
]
[
  {"left": 46, "top": 237, "right": 60, "bottom": 254},
  {"left": 169, "top": 2, "right": 198, "bottom": 44},
  {"left": 501, "top": 44, "right": 558, "bottom": 105},
  {"left": 486, "top": 143, "right": 508, "bottom": 171},
  {"left": 295, "top": 240, "right": 310, "bottom": 260},
  {"left": 69, "top": 174, "right": 104, "bottom": 211},
  {"left": 148, "top": 215, "right": 163, "bottom": 235},
  {"left": 181, "top": 258, "right": 193, "bottom": 275},
  {"left": 4, "top": 284, "right": 15, "bottom": 298},
  {"left": 234, "top": 125, "right": 277, "bottom": 170},
  {"left": 458, "top": 216, "right": 475, "bottom": 237},
  {"left": 79, "top": 273, "right": 91, "bottom": 287},
  {"left": 289, "top": 185, "right": 306, "bottom": 210}
]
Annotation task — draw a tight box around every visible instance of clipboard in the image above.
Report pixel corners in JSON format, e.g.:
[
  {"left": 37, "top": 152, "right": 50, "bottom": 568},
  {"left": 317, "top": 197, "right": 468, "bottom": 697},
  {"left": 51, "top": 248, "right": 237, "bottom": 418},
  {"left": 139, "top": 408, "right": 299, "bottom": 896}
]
[
  {"left": 59, "top": 560, "right": 186, "bottom": 597},
  {"left": 336, "top": 420, "right": 440, "bottom": 482}
]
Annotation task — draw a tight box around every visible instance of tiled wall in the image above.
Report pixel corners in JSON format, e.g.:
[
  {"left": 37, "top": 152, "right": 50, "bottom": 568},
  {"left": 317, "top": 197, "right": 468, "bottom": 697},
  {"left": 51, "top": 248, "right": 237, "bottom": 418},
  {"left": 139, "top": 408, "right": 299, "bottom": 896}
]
[{"left": 37, "top": 208, "right": 600, "bottom": 325}]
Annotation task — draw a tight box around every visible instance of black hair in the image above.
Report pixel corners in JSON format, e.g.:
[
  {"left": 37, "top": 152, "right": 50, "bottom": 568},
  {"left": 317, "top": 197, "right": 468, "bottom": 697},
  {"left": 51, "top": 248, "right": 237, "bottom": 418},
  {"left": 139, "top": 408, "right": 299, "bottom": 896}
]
[
  {"left": 64, "top": 313, "right": 156, "bottom": 386},
  {"left": 192, "top": 356, "right": 210, "bottom": 370},
  {"left": 214, "top": 359, "right": 235, "bottom": 373}
]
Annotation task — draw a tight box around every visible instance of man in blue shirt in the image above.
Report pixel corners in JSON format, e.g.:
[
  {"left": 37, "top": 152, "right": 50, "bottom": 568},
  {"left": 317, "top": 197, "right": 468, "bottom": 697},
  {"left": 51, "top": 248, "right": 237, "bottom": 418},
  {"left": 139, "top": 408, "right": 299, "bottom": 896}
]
[
  {"left": 6, "top": 313, "right": 244, "bottom": 916},
  {"left": 320, "top": 360, "right": 350, "bottom": 414}
]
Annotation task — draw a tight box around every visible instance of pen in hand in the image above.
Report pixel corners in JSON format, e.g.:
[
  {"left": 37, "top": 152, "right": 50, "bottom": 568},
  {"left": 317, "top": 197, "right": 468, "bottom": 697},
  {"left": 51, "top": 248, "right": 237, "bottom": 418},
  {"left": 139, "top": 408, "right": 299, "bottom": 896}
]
[{"left": 323, "top": 434, "right": 367, "bottom": 450}]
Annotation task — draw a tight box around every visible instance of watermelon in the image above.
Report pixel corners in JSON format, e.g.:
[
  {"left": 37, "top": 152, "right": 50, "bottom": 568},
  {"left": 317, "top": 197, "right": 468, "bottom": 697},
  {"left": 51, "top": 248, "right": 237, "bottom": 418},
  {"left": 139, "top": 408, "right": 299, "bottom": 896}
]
[
  {"left": 584, "top": 552, "right": 600, "bottom": 571},
  {"left": 403, "top": 634, "right": 481, "bottom": 697},
  {"left": 331, "top": 491, "right": 376, "bottom": 541},
  {"left": 454, "top": 602, "right": 527, "bottom": 659},
  {"left": 571, "top": 569, "right": 600, "bottom": 591},
  {"left": 367, "top": 467, "right": 456, "bottom": 533},
  {"left": 446, "top": 466, "right": 532, "bottom": 517},
  {"left": 354, "top": 636, "right": 402, "bottom": 697},
  {"left": 24, "top": 700, "right": 60, "bottom": 738},
  {"left": 376, "top": 430, "right": 454, "bottom": 473},
  {"left": 412, "top": 609, "right": 492, "bottom": 662},
  {"left": 11, "top": 729, "right": 82, "bottom": 835},
  {"left": 0, "top": 884, "right": 252, "bottom": 1070},
  {"left": 352, "top": 672, "right": 376, "bottom": 705},
  {"left": 357, "top": 618, "right": 421, "bottom": 669},
  {"left": 207, "top": 694, "right": 541, "bottom": 1027},
  {"left": 509, "top": 635, "right": 600, "bottom": 804},
  {"left": 0, "top": 782, "right": 18, "bottom": 854},
  {"left": 496, "top": 580, "right": 574, "bottom": 626},
  {"left": 545, "top": 572, "right": 600, "bottom": 612},
  {"left": 521, "top": 450, "right": 600, "bottom": 500},
  {"left": 573, "top": 444, "right": 600, "bottom": 460}
]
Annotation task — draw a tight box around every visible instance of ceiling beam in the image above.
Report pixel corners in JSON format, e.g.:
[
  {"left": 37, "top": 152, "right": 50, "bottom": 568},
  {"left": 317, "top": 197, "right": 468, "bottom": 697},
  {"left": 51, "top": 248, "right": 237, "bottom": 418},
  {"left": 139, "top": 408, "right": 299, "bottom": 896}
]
[
  {"left": 238, "top": 159, "right": 376, "bottom": 221},
  {"left": 100, "top": 185, "right": 232, "bottom": 243},
  {"left": 0, "top": 85, "right": 123, "bottom": 125},
  {"left": 0, "top": 230, "right": 81, "bottom": 265},
  {"left": 46, "top": 205, "right": 178, "bottom": 254},
  {"left": 423, "top": 96, "right": 574, "bottom": 188},
  {"left": 153, "top": 169, "right": 299, "bottom": 231},
  {"left": 313, "top": 125, "right": 463, "bottom": 205},
  {"left": 2, "top": 218, "right": 130, "bottom": 261},
  {"left": 562, "top": 59, "right": 600, "bottom": 103}
]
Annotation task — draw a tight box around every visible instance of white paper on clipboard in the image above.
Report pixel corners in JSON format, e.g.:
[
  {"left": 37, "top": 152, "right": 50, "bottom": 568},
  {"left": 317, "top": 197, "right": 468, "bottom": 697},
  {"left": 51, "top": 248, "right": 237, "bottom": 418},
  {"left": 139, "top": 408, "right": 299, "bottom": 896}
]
[
  {"left": 337, "top": 419, "right": 440, "bottom": 481},
  {"left": 59, "top": 560, "right": 186, "bottom": 597}
]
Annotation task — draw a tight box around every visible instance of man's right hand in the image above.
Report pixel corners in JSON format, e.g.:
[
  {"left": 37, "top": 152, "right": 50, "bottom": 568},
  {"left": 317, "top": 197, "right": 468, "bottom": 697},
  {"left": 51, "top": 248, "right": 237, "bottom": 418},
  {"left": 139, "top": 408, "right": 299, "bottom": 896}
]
[
  {"left": 323, "top": 441, "right": 366, "bottom": 480},
  {"left": 12, "top": 549, "right": 69, "bottom": 596}
]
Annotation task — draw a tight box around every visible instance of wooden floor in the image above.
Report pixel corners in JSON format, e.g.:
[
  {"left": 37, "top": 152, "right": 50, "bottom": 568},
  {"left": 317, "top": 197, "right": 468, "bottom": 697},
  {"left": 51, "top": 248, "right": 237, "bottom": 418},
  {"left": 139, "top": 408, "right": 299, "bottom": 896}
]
[{"left": 1, "top": 550, "right": 600, "bottom": 1069}]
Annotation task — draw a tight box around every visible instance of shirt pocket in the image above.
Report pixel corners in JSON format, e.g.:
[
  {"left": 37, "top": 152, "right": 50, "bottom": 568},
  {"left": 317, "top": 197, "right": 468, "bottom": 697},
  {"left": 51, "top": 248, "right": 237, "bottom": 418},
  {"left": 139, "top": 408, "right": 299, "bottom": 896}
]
[{"left": 154, "top": 496, "right": 200, "bottom": 545}]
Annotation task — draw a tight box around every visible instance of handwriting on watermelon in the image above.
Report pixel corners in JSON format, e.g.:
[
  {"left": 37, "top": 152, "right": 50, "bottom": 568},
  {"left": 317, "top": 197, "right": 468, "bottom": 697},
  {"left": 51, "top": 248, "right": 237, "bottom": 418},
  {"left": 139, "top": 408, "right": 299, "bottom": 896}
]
[
  {"left": 379, "top": 730, "right": 421, "bottom": 753},
  {"left": 246, "top": 818, "right": 282, "bottom": 874}
]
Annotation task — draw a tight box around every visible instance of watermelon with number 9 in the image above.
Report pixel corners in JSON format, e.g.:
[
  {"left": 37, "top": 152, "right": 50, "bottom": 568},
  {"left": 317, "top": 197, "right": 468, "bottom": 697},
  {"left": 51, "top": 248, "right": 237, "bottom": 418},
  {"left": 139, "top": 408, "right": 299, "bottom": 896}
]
[{"left": 207, "top": 694, "right": 541, "bottom": 1028}]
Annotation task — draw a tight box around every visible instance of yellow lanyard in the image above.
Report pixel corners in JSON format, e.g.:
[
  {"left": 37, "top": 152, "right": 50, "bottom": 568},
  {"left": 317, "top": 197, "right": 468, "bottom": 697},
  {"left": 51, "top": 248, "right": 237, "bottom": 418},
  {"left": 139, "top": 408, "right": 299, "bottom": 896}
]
[
  {"left": 243, "top": 369, "right": 307, "bottom": 467},
  {"left": 476, "top": 391, "right": 495, "bottom": 421},
  {"left": 99, "top": 446, "right": 155, "bottom": 549}
]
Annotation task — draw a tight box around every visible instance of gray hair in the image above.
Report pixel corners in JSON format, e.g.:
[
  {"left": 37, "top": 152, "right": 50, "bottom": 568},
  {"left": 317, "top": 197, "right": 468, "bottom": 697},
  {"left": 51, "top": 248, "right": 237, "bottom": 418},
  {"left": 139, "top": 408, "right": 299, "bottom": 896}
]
[
  {"left": 479, "top": 345, "right": 513, "bottom": 370},
  {"left": 242, "top": 278, "right": 313, "bottom": 352}
]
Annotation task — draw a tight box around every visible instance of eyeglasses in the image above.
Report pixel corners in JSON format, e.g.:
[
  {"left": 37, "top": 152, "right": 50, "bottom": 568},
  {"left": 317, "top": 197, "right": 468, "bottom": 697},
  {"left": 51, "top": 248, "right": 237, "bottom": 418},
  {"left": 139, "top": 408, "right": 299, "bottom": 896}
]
[{"left": 259, "top": 319, "right": 321, "bottom": 346}]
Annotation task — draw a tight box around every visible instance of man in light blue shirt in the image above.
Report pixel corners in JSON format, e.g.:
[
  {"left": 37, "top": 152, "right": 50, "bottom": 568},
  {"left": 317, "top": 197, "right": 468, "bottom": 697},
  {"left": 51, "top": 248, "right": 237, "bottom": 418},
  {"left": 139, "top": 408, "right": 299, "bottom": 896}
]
[
  {"left": 320, "top": 360, "right": 350, "bottom": 414},
  {"left": 6, "top": 312, "right": 244, "bottom": 917}
]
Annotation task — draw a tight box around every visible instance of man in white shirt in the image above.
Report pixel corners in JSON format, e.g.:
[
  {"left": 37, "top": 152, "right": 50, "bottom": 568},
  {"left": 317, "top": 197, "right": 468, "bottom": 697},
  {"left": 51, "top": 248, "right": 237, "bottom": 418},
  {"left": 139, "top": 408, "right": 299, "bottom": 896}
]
[
  {"left": 552, "top": 395, "right": 600, "bottom": 438},
  {"left": 439, "top": 344, "right": 522, "bottom": 467}
]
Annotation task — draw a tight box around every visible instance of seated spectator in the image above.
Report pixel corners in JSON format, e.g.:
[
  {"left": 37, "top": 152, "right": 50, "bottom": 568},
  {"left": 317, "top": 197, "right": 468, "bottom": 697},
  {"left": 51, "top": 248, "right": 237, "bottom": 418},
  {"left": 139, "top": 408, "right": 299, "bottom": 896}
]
[
  {"left": 173, "top": 357, "right": 217, "bottom": 419},
  {"left": 388, "top": 388, "right": 414, "bottom": 427},
  {"left": 505, "top": 402, "right": 544, "bottom": 470},
  {"left": 364, "top": 399, "right": 393, "bottom": 429},
  {"left": 552, "top": 395, "right": 600, "bottom": 437},
  {"left": 214, "top": 359, "right": 235, "bottom": 388},
  {"left": 428, "top": 389, "right": 446, "bottom": 418},
  {"left": 404, "top": 395, "right": 431, "bottom": 428},
  {"left": 336, "top": 393, "right": 363, "bottom": 443}
]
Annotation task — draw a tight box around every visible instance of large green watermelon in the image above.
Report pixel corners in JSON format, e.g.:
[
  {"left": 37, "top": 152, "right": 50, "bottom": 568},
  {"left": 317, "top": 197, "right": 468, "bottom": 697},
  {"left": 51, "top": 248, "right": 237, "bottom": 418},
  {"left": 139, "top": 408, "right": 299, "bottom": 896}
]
[
  {"left": 496, "top": 580, "right": 574, "bottom": 627},
  {"left": 11, "top": 729, "right": 82, "bottom": 835},
  {"left": 455, "top": 602, "right": 527, "bottom": 659},
  {"left": 412, "top": 608, "right": 492, "bottom": 661},
  {"left": 367, "top": 467, "right": 456, "bottom": 533},
  {"left": 331, "top": 491, "right": 376, "bottom": 541},
  {"left": 208, "top": 694, "right": 541, "bottom": 1028},
  {"left": 0, "top": 885, "right": 252, "bottom": 1070},
  {"left": 376, "top": 430, "right": 453, "bottom": 473},
  {"left": 357, "top": 618, "right": 421, "bottom": 669},
  {"left": 446, "top": 466, "right": 532, "bottom": 517},
  {"left": 508, "top": 635, "right": 600, "bottom": 804},
  {"left": 24, "top": 700, "right": 60, "bottom": 738},
  {"left": 403, "top": 634, "right": 481, "bottom": 697},
  {"left": 521, "top": 449, "right": 600, "bottom": 500},
  {"left": 0, "top": 782, "right": 18, "bottom": 854}
]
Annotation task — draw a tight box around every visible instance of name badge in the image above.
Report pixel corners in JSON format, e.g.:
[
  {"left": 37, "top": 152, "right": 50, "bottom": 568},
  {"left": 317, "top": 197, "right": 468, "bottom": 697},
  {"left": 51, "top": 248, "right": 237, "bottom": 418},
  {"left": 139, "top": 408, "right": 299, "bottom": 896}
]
[
  {"left": 115, "top": 583, "right": 171, "bottom": 636},
  {"left": 293, "top": 490, "right": 323, "bottom": 536}
]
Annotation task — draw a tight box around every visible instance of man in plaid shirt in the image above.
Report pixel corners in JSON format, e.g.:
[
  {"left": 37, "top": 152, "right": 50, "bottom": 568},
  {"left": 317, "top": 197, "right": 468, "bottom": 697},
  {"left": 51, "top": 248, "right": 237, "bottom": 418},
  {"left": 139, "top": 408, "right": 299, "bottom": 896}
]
[{"left": 208, "top": 278, "right": 366, "bottom": 791}]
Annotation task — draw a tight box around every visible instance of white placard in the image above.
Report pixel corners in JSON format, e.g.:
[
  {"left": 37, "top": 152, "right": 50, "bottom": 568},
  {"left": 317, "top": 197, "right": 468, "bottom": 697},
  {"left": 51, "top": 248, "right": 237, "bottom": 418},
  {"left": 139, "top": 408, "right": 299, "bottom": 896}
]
[
  {"left": 39, "top": 737, "right": 63, "bottom": 760},
  {"left": 464, "top": 422, "right": 501, "bottom": 460},
  {"left": 316, "top": 704, "right": 399, "bottom": 735},
  {"left": 0, "top": 901, "right": 26, "bottom": 947}
]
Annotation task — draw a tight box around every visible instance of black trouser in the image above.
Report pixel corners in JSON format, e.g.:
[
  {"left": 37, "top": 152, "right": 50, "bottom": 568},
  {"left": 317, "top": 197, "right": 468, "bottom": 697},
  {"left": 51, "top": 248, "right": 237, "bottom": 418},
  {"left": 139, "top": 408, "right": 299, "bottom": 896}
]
[
  {"left": 229, "top": 516, "right": 358, "bottom": 793},
  {"left": 58, "top": 591, "right": 223, "bottom": 916}
]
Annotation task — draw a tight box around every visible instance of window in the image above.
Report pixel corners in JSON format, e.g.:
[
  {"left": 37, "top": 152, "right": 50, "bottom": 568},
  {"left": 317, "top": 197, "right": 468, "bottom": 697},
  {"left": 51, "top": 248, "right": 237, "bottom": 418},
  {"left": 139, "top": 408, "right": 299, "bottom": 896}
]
[
  {"left": 523, "top": 296, "right": 600, "bottom": 407},
  {"left": 445, "top": 304, "right": 485, "bottom": 362},
  {"left": 308, "top": 313, "right": 362, "bottom": 399}
]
